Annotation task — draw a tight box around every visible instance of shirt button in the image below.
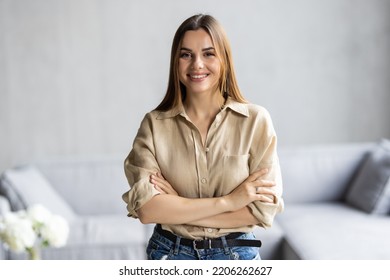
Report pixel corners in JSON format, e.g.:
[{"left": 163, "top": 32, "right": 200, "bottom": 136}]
[
  {"left": 205, "top": 147, "right": 210, "bottom": 153},
  {"left": 201, "top": 178, "right": 207, "bottom": 184},
  {"left": 207, "top": 228, "right": 213, "bottom": 233}
]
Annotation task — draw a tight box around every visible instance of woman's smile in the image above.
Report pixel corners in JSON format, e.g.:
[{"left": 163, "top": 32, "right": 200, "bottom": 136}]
[{"left": 188, "top": 73, "right": 209, "bottom": 82}]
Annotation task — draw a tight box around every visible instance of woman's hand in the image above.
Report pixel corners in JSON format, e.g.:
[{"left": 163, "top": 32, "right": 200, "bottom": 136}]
[
  {"left": 150, "top": 172, "right": 178, "bottom": 196},
  {"left": 224, "top": 168, "right": 276, "bottom": 212}
]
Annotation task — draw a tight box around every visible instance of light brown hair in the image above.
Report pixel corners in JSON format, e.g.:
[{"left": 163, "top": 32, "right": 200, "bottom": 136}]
[{"left": 155, "top": 14, "right": 246, "bottom": 111}]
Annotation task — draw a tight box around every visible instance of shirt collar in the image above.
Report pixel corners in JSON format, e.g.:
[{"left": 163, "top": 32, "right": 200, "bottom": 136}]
[
  {"left": 155, "top": 96, "right": 249, "bottom": 120},
  {"left": 156, "top": 105, "right": 185, "bottom": 120},
  {"left": 223, "top": 97, "right": 249, "bottom": 117}
]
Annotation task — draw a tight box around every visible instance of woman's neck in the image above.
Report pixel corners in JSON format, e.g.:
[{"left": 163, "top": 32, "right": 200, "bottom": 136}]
[{"left": 184, "top": 90, "right": 225, "bottom": 121}]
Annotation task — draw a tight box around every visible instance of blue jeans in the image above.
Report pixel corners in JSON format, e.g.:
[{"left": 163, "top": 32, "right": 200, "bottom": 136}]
[{"left": 146, "top": 226, "right": 261, "bottom": 260}]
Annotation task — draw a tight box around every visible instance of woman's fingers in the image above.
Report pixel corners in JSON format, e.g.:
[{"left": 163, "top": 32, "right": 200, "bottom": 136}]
[
  {"left": 254, "top": 179, "right": 275, "bottom": 187},
  {"left": 156, "top": 172, "right": 165, "bottom": 179},
  {"left": 150, "top": 173, "right": 178, "bottom": 195},
  {"left": 247, "top": 168, "right": 268, "bottom": 182},
  {"left": 255, "top": 186, "right": 277, "bottom": 198},
  {"left": 152, "top": 173, "right": 171, "bottom": 189},
  {"left": 150, "top": 174, "right": 166, "bottom": 186},
  {"left": 154, "top": 185, "right": 166, "bottom": 194},
  {"left": 254, "top": 180, "right": 277, "bottom": 203},
  {"left": 151, "top": 176, "right": 170, "bottom": 191},
  {"left": 226, "top": 169, "right": 277, "bottom": 210},
  {"left": 256, "top": 194, "right": 274, "bottom": 203}
]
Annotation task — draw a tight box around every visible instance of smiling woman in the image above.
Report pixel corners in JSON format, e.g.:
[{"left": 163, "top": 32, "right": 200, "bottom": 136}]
[{"left": 122, "top": 14, "right": 284, "bottom": 260}]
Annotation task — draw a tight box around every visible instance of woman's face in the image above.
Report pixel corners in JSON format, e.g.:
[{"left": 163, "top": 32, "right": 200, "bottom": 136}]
[{"left": 178, "top": 29, "right": 221, "bottom": 96}]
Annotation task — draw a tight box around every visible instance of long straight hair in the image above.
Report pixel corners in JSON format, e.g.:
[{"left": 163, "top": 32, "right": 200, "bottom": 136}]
[{"left": 155, "top": 14, "right": 246, "bottom": 111}]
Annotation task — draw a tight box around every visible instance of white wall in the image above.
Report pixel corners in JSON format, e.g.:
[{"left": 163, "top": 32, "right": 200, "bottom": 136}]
[{"left": 1, "top": 0, "right": 390, "bottom": 172}]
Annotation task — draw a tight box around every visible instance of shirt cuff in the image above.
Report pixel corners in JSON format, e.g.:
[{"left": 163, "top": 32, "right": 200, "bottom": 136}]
[{"left": 122, "top": 176, "right": 161, "bottom": 218}]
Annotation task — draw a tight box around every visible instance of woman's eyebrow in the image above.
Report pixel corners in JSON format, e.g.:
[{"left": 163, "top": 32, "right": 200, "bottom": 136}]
[
  {"left": 202, "top": 47, "right": 215, "bottom": 52},
  {"left": 180, "top": 47, "right": 215, "bottom": 52},
  {"left": 180, "top": 47, "right": 192, "bottom": 52}
]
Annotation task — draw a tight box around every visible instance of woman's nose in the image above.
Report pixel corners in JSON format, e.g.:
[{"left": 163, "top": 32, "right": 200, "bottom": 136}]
[{"left": 191, "top": 56, "right": 204, "bottom": 70}]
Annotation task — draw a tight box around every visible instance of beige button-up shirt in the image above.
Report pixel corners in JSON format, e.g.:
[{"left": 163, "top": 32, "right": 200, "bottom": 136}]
[{"left": 122, "top": 97, "right": 284, "bottom": 239}]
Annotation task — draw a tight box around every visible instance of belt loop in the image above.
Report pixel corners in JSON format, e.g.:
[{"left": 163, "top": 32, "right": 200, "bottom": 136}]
[
  {"left": 220, "top": 236, "right": 230, "bottom": 255},
  {"left": 173, "top": 236, "right": 181, "bottom": 255}
]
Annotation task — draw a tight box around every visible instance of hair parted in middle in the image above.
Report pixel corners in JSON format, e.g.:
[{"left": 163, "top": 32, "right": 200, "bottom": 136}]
[{"left": 155, "top": 14, "right": 247, "bottom": 111}]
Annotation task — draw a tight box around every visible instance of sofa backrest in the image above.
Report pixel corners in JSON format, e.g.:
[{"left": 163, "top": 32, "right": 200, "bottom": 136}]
[
  {"left": 278, "top": 142, "right": 374, "bottom": 204},
  {"left": 35, "top": 156, "right": 128, "bottom": 216}
]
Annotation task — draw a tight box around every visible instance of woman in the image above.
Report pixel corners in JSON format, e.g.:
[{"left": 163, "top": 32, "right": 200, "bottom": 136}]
[{"left": 122, "top": 14, "right": 283, "bottom": 260}]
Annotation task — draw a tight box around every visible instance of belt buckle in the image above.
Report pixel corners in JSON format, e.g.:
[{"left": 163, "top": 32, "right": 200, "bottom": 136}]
[{"left": 193, "top": 239, "right": 212, "bottom": 250}]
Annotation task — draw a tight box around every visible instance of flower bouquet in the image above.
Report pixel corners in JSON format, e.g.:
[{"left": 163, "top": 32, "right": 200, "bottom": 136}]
[{"left": 0, "top": 204, "right": 69, "bottom": 259}]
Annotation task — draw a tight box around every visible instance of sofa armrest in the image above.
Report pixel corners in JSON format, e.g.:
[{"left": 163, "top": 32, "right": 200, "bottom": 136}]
[{"left": 0, "top": 195, "right": 11, "bottom": 216}]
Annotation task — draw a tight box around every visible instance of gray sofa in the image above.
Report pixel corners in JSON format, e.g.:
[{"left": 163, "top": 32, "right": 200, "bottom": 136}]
[
  {"left": 1, "top": 140, "right": 390, "bottom": 260},
  {"left": 272, "top": 140, "right": 390, "bottom": 259},
  {"left": 0, "top": 156, "right": 150, "bottom": 260}
]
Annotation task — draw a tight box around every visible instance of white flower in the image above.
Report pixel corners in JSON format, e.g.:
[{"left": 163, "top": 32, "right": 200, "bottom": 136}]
[
  {"left": 1, "top": 204, "right": 70, "bottom": 255},
  {"left": 27, "top": 204, "right": 52, "bottom": 225},
  {"left": 0, "top": 212, "right": 36, "bottom": 252},
  {"left": 40, "top": 215, "right": 69, "bottom": 248}
]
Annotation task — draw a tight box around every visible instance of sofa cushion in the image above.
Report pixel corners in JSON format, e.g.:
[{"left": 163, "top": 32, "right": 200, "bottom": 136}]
[
  {"left": 277, "top": 203, "right": 390, "bottom": 259},
  {"left": 0, "top": 165, "right": 76, "bottom": 221},
  {"left": 278, "top": 143, "right": 372, "bottom": 204},
  {"left": 68, "top": 215, "right": 146, "bottom": 245},
  {"left": 345, "top": 139, "right": 390, "bottom": 214}
]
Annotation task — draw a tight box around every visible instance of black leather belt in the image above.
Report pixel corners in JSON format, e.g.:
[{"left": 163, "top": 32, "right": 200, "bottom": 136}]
[{"left": 156, "top": 224, "right": 261, "bottom": 250}]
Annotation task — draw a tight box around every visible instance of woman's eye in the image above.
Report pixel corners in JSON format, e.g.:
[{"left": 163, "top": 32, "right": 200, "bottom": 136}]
[
  {"left": 205, "top": 52, "right": 215, "bottom": 57},
  {"left": 180, "top": 52, "right": 192, "bottom": 59}
]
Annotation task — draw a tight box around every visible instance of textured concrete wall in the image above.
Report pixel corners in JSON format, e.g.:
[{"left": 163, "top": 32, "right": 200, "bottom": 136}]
[{"left": 1, "top": 0, "right": 390, "bottom": 171}]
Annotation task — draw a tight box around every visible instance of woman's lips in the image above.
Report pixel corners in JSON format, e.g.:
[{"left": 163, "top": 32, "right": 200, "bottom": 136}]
[{"left": 188, "top": 73, "right": 209, "bottom": 81}]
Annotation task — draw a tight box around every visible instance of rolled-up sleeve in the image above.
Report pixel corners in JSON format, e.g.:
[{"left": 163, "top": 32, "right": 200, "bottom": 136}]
[
  {"left": 248, "top": 109, "right": 284, "bottom": 228},
  {"left": 122, "top": 113, "right": 160, "bottom": 218}
]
